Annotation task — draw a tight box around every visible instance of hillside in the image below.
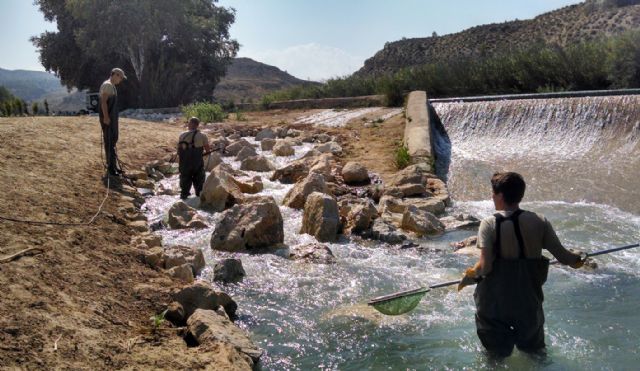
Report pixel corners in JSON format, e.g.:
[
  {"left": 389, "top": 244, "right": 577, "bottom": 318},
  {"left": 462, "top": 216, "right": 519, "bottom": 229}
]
[
  {"left": 0, "top": 68, "right": 65, "bottom": 102},
  {"left": 355, "top": 0, "right": 640, "bottom": 77},
  {"left": 213, "top": 57, "right": 319, "bottom": 103}
]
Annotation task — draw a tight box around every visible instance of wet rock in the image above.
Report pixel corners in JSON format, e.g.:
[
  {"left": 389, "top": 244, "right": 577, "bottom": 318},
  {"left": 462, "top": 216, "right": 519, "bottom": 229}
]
[
  {"left": 203, "top": 152, "right": 223, "bottom": 172},
  {"left": 402, "top": 198, "right": 446, "bottom": 215},
  {"left": 384, "top": 184, "right": 429, "bottom": 198},
  {"left": 271, "top": 152, "right": 333, "bottom": 184},
  {"left": 327, "top": 182, "right": 350, "bottom": 197},
  {"left": 300, "top": 192, "right": 339, "bottom": 242},
  {"left": 210, "top": 196, "right": 284, "bottom": 252},
  {"left": 273, "top": 141, "right": 295, "bottom": 156},
  {"left": 363, "top": 219, "right": 407, "bottom": 244},
  {"left": 316, "top": 141, "right": 342, "bottom": 154},
  {"left": 209, "top": 136, "right": 229, "bottom": 153},
  {"left": 187, "top": 309, "right": 263, "bottom": 362},
  {"left": 255, "top": 128, "right": 276, "bottom": 141},
  {"left": 235, "top": 146, "right": 257, "bottom": 162},
  {"left": 378, "top": 196, "right": 407, "bottom": 214},
  {"left": 230, "top": 176, "right": 264, "bottom": 194},
  {"left": 451, "top": 235, "right": 478, "bottom": 251},
  {"left": 127, "top": 220, "right": 149, "bottom": 233},
  {"left": 240, "top": 155, "right": 275, "bottom": 172},
  {"left": 157, "top": 183, "right": 178, "bottom": 196},
  {"left": 165, "top": 301, "right": 185, "bottom": 326},
  {"left": 144, "top": 247, "right": 165, "bottom": 269},
  {"left": 401, "top": 205, "right": 445, "bottom": 236},
  {"left": 426, "top": 177, "right": 450, "bottom": 206},
  {"left": 200, "top": 167, "right": 244, "bottom": 212},
  {"left": 165, "top": 201, "right": 208, "bottom": 229},
  {"left": 342, "top": 162, "right": 370, "bottom": 185},
  {"left": 283, "top": 173, "right": 327, "bottom": 209},
  {"left": 164, "top": 245, "right": 206, "bottom": 276},
  {"left": 290, "top": 243, "right": 336, "bottom": 264},
  {"left": 440, "top": 213, "right": 481, "bottom": 230},
  {"left": 340, "top": 199, "right": 378, "bottom": 234},
  {"left": 313, "top": 133, "right": 331, "bottom": 143},
  {"left": 387, "top": 163, "right": 435, "bottom": 187},
  {"left": 276, "top": 127, "right": 289, "bottom": 138},
  {"left": 261, "top": 138, "right": 276, "bottom": 151},
  {"left": 309, "top": 154, "right": 335, "bottom": 182},
  {"left": 167, "top": 263, "right": 194, "bottom": 282},
  {"left": 213, "top": 258, "right": 246, "bottom": 283},
  {"left": 172, "top": 281, "right": 238, "bottom": 319},
  {"left": 225, "top": 139, "right": 253, "bottom": 156}
]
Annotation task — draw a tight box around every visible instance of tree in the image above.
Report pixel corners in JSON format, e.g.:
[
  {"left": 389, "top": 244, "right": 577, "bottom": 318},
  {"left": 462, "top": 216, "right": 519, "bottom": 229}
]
[
  {"left": 44, "top": 99, "right": 50, "bottom": 115},
  {"left": 31, "top": 0, "right": 239, "bottom": 108},
  {"left": 32, "top": 102, "right": 40, "bottom": 115}
]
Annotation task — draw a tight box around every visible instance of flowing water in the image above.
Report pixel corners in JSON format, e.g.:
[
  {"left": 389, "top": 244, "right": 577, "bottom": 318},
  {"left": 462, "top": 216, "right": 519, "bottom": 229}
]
[{"left": 143, "top": 98, "right": 639, "bottom": 370}]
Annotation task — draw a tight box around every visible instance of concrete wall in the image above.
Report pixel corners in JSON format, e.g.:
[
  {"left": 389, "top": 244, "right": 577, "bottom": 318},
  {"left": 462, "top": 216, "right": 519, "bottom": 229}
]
[{"left": 404, "top": 91, "right": 432, "bottom": 165}]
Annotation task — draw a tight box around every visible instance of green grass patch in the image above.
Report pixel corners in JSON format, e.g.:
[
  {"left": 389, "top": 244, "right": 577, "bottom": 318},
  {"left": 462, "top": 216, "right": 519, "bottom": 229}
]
[
  {"left": 181, "top": 102, "right": 227, "bottom": 123},
  {"left": 394, "top": 143, "right": 411, "bottom": 169}
]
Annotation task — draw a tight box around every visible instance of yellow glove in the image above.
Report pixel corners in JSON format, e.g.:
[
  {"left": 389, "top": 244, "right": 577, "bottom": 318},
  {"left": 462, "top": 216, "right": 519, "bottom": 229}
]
[
  {"left": 568, "top": 250, "right": 587, "bottom": 269},
  {"left": 457, "top": 267, "right": 480, "bottom": 291}
]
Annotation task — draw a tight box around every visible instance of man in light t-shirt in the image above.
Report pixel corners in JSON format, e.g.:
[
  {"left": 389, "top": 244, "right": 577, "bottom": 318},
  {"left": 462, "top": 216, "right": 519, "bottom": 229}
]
[
  {"left": 99, "top": 68, "right": 126, "bottom": 176},
  {"left": 461, "top": 172, "right": 584, "bottom": 357},
  {"left": 178, "top": 117, "right": 211, "bottom": 199}
]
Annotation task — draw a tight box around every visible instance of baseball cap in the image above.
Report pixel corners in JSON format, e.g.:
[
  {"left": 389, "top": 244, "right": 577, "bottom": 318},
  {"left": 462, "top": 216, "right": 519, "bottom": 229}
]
[{"left": 111, "top": 67, "right": 127, "bottom": 79}]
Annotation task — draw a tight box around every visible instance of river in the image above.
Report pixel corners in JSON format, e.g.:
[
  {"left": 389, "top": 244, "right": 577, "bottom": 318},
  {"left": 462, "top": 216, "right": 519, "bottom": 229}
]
[{"left": 143, "top": 97, "right": 639, "bottom": 370}]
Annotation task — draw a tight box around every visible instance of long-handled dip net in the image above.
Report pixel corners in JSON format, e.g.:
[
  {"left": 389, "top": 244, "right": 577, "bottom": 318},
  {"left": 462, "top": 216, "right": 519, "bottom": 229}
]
[{"left": 367, "top": 243, "right": 639, "bottom": 316}]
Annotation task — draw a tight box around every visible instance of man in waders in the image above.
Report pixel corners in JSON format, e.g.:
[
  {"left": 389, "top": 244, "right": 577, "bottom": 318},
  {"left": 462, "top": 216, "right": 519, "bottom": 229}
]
[
  {"left": 459, "top": 172, "right": 585, "bottom": 357},
  {"left": 178, "top": 117, "right": 210, "bottom": 199},
  {"left": 99, "top": 68, "right": 126, "bottom": 176}
]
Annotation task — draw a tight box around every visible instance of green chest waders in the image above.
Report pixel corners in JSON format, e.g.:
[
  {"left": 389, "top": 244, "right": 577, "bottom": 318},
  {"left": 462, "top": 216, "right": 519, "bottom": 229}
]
[
  {"left": 473, "top": 209, "right": 550, "bottom": 356},
  {"left": 99, "top": 92, "right": 119, "bottom": 174}
]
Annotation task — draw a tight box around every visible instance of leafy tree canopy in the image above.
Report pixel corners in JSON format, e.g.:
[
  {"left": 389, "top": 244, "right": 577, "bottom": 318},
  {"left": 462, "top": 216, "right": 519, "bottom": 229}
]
[{"left": 32, "top": 0, "right": 239, "bottom": 108}]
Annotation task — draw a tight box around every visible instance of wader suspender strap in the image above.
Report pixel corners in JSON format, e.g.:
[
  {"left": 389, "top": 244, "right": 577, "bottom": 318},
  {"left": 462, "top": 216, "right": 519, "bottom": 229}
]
[
  {"left": 190, "top": 130, "right": 198, "bottom": 148},
  {"left": 494, "top": 209, "right": 526, "bottom": 259}
]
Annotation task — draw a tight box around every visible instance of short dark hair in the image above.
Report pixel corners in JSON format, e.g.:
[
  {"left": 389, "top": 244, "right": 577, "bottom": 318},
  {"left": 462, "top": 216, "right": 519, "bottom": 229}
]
[{"left": 491, "top": 172, "right": 526, "bottom": 204}]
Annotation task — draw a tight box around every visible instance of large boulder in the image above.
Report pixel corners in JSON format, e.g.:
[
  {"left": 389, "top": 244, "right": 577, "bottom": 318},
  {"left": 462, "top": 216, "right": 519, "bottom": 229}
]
[
  {"left": 426, "top": 177, "right": 451, "bottom": 206},
  {"left": 164, "top": 245, "right": 206, "bottom": 276},
  {"left": 255, "top": 128, "right": 276, "bottom": 141},
  {"left": 209, "top": 135, "right": 229, "bottom": 153},
  {"left": 300, "top": 192, "right": 339, "bottom": 242},
  {"left": 172, "top": 281, "right": 237, "bottom": 319},
  {"left": 211, "top": 196, "right": 284, "bottom": 252},
  {"left": 440, "top": 213, "right": 480, "bottom": 230},
  {"left": 240, "top": 155, "right": 275, "bottom": 172},
  {"left": 342, "top": 162, "right": 370, "bottom": 185},
  {"left": 402, "top": 198, "right": 446, "bottom": 216},
  {"left": 165, "top": 201, "right": 208, "bottom": 229},
  {"left": 235, "top": 146, "right": 257, "bottom": 162},
  {"left": 282, "top": 173, "right": 327, "bottom": 209},
  {"left": 261, "top": 138, "right": 276, "bottom": 151},
  {"left": 289, "top": 243, "right": 336, "bottom": 264},
  {"left": 225, "top": 139, "right": 253, "bottom": 156},
  {"left": 363, "top": 219, "right": 408, "bottom": 244},
  {"left": 401, "top": 205, "right": 445, "bottom": 236},
  {"left": 214, "top": 258, "right": 246, "bottom": 283},
  {"left": 387, "top": 163, "right": 435, "bottom": 187},
  {"left": 339, "top": 198, "right": 378, "bottom": 234},
  {"left": 167, "top": 263, "right": 194, "bottom": 282},
  {"left": 230, "top": 176, "right": 264, "bottom": 194},
  {"left": 187, "top": 309, "right": 263, "bottom": 362},
  {"left": 200, "top": 168, "right": 245, "bottom": 212},
  {"left": 271, "top": 152, "right": 334, "bottom": 184},
  {"left": 273, "top": 141, "right": 295, "bottom": 156},
  {"left": 383, "top": 184, "right": 429, "bottom": 198},
  {"left": 204, "top": 152, "right": 223, "bottom": 172}
]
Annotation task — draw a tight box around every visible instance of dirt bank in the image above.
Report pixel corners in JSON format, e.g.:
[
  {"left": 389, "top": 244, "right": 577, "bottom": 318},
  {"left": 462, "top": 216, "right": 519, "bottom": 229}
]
[{"left": 0, "top": 108, "right": 404, "bottom": 368}]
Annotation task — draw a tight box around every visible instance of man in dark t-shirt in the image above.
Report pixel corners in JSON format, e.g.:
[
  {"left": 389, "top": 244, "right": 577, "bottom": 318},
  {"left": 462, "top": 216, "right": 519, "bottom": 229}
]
[{"left": 99, "top": 68, "right": 126, "bottom": 176}]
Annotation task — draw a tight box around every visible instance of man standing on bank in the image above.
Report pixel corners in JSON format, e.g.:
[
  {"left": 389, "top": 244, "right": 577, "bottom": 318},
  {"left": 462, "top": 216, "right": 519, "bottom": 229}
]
[
  {"left": 99, "top": 68, "right": 126, "bottom": 176},
  {"left": 178, "top": 117, "right": 210, "bottom": 200},
  {"left": 459, "top": 172, "right": 585, "bottom": 357}
]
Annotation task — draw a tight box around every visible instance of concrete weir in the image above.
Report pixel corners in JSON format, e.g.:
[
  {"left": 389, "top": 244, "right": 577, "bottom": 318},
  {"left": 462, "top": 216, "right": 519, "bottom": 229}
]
[{"left": 403, "top": 91, "right": 433, "bottom": 168}]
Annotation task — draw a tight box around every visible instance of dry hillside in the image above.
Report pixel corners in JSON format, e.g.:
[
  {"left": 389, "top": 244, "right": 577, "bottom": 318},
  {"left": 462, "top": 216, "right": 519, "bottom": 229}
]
[{"left": 355, "top": 0, "right": 640, "bottom": 77}]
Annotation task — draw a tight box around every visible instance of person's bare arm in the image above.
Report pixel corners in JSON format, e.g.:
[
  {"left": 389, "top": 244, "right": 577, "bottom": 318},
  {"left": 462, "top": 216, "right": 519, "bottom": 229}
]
[
  {"left": 543, "top": 218, "right": 582, "bottom": 267},
  {"left": 100, "top": 91, "right": 110, "bottom": 125}
]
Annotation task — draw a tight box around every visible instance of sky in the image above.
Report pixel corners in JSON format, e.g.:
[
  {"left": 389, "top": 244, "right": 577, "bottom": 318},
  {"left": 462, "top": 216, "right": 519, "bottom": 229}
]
[{"left": 0, "top": 0, "right": 583, "bottom": 81}]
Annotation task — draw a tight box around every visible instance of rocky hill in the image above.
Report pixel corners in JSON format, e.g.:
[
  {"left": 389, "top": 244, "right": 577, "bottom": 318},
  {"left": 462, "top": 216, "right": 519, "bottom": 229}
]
[
  {"left": 355, "top": 0, "right": 640, "bottom": 77},
  {"left": 213, "top": 57, "right": 319, "bottom": 103}
]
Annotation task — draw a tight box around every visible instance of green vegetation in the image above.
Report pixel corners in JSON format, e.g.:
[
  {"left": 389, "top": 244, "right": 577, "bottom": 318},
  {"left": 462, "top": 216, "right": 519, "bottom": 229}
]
[
  {"left": 394, "top": 143, "right": 411, "bottom": 169},
  {"left": 150, "top": 309, "right": 168, "bottom": 331},
  {"left": 261, "top": 31, "right": 640, "bottom": 106},
  {"left": 181, "top": 102, "right": 227, "bottom": 123},
  {"left": 0, "top": 86, "right": 28, "bottom": 117},
  {"left": 32, "top": 0, "right": 238, "bottom": 108},
  {"left": 31, "top": 102, "right": 39, "bottom": 115}
]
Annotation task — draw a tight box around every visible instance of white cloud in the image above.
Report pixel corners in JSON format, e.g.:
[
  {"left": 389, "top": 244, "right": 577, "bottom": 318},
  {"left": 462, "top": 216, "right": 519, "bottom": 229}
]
[{"left": 240, "top": 43, "right": 364, "bottom": 82}]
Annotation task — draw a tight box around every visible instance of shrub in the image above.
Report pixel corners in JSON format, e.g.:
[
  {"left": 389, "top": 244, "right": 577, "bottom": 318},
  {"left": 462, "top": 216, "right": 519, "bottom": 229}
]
[
  {"left": 394, "top": 143, "right": 411, "bottom": 169},
  {"left": 181, "top": 102, "right": 226, "bottom": 123}
]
